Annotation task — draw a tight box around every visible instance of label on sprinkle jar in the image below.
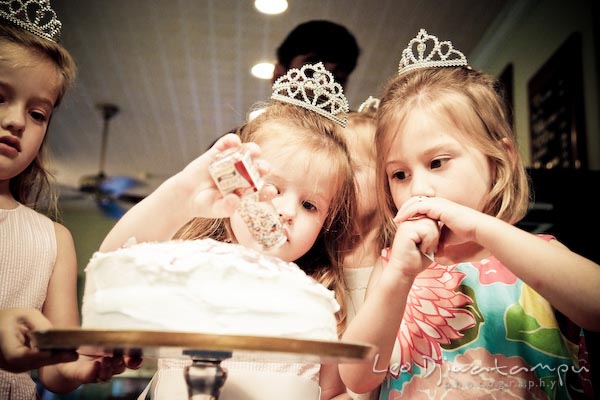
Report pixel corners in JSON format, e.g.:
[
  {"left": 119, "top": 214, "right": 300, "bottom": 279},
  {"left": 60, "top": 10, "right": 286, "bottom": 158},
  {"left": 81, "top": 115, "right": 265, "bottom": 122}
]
[
  {"left": 209, "top": 147, "right": 285, "bottom": 249},
  {"left": 208, "top": 147, "right": 263, "bottom": 196}
]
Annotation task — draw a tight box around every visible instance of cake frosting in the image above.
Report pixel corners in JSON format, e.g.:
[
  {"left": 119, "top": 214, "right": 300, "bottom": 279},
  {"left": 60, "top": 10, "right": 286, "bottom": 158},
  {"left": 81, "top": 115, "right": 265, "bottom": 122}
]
[{"left": 81, "top": 238, "right": 340, "bottom": 340}]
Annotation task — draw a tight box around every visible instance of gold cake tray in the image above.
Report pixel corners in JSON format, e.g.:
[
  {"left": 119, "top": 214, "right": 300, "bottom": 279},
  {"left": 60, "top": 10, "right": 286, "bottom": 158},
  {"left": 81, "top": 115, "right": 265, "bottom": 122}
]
[{"left": 30, "top": 329, "right": 376, "bottom": 364}]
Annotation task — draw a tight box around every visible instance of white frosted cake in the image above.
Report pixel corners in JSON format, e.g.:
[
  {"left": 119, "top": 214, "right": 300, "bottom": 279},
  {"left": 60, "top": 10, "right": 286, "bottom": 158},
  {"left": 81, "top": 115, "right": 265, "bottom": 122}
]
[{"left": 81, "top": 238, "right": 340, "bottom": 340}]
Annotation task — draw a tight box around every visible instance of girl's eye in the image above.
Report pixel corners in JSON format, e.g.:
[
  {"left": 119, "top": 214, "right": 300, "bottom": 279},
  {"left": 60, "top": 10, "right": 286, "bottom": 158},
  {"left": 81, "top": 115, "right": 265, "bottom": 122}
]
[
  {"left": 430, "top": 158, "right": 447, "bottom": 169},
  {"left": 392, "top": 171, "right": 406, "bottom": 180},
  {"left": 302, "top": 201, "right": 317, "bottom": 212},
  {"left": 30, "top": 111, "right": 48, "bottom": 122}
]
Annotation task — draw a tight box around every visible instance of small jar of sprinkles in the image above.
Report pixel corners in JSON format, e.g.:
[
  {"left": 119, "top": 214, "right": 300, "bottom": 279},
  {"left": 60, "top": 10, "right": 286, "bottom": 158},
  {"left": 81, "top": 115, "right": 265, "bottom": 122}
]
[
  {"left": 239, "top": 192, "right": 286, "bottom": 249},
  {"left": 209, "top": 147, "right": 286, "bottom": 249}
]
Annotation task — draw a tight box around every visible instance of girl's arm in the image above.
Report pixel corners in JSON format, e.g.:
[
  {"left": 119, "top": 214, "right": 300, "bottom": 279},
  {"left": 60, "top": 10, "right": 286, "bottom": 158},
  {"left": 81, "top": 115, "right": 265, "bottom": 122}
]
[
  {"left": 476, "top": 216, "right": 600, "bottom": 330},
  {"left": 37, "top": 222, "right": 81, "bottom": 392},
  {"left": 338, "top": 218, "right": 439, "bottom": 394},
  {"left": 100, "top": 134, "right": 263, "bottom": 251},
  {"left": 319, "top": 362, "right": 350, "bottom": 399},
  {"left": 396, "top": 196, "right": 600, "bottom": 331},
  {"left": 38, "top": 223, "right": 140, "bottom": 393}
]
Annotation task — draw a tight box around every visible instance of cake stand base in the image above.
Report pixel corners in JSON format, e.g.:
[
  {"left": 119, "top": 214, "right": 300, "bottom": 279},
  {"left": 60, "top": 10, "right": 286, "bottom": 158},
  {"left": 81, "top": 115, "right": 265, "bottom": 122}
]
[{"left": 183, "top": 351, "right": 230, "bottom": 400}]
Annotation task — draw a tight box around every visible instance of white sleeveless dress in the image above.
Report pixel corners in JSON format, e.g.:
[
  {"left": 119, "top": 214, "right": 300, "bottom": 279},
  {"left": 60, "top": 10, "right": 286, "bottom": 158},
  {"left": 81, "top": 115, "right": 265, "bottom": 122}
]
[{"left": 0, "top": 204, "right": 56, "bottom": 400}]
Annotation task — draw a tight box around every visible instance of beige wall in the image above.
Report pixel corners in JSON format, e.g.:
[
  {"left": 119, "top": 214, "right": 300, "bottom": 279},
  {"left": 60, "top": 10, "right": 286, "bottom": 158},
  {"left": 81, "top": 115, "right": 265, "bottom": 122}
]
[
  {"left": 59, "top": 201, "right": 117, "bottom": 304},
  {"left": 472, "top": 0, "right": 599, "bottom": 169}
]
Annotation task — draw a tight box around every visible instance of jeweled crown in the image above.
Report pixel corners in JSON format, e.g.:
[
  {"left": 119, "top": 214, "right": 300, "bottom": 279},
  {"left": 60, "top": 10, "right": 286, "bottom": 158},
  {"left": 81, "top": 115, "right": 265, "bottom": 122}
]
[
  {"left": 271, "top": 62, "right": 349, "bottom": 127},
  {"left": 398, "top": 28, "right": 468, "bottom": 75},
  {"left": 357, "top": 96, "right": 380, "bottom": 113},
  {"left": 0, "top": 0, "right": 62, "bottom": 43}
]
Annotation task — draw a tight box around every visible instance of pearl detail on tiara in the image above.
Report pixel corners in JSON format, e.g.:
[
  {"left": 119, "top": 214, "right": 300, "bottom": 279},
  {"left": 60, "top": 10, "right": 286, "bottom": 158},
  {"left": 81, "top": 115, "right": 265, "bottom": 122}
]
[
  {"left": 0, "top": 0, "right": 61, "bottom": 42},
  {"left": 271, "top": 62, "right": 349, "bottom": 128},
  {"left": 398, "top": 28, "right": 468, "bottom": 75}
]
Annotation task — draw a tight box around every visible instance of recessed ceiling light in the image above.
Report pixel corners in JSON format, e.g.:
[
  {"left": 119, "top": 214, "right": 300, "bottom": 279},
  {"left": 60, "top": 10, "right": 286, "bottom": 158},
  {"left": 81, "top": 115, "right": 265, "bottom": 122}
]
[
  {"left": 251, "top": 62, "right": 275, "bottom": 80},
  {"left": 254, "top": 0, "right": 288, "bottom": 15}
]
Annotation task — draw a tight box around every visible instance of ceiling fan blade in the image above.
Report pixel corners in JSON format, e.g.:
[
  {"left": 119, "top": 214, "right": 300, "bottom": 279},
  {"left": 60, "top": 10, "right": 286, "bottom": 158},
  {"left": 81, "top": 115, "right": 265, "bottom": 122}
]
[
  {"left": 79, "top": 173, "right": 105, "bottom": 194},
  {"left": 96, "top": 197, "right": 128, "bottom": 219},
  {"left": 117, "top": 193, "right": 146, "bottom": 204},
  {"left": 99, "top": 175, "right": 143, "bottom": 197},
  {"left": 78, "top": 103, "right": 144, "bottom": 217}
]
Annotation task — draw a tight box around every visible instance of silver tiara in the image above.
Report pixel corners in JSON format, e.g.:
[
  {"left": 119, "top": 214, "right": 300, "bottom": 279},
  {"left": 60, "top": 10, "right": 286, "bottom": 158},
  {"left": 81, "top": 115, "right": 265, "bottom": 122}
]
[
  {"left": 0, "top": 0, "right": 61, "bottom": 43},
  {"left": 357, "top": 96, "right": 380, "bottom": 113},
  {"left": 398, "top": 29, "right": 468, "bottom": 75},
  {"left": 271, "top": 62, "right": 349, "bottom": 127}
]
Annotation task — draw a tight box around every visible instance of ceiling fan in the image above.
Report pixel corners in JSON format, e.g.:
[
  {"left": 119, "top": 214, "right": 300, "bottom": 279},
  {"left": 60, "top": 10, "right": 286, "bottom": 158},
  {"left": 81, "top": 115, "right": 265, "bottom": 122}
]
[{"left": 76, "top": 103, "right": 146, "bottom": 219}]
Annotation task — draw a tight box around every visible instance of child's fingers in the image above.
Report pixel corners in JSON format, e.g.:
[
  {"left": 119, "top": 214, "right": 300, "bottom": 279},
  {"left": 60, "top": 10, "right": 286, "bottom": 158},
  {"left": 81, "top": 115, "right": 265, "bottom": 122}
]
[
  {"left": 210, "top": 133, "right": 243, "bottom": 151},
  {"left": 416, "top": 218, "right": 440, "bottom": 257},
  {"left": 395, "top": 196, "right": 438, "bottom": 223},
  {"left": 395, "top": 196, "right": 426, "bottom": 221},
  {"left": 396, "top": 216, "right": 440, "bottom": 259},
  {"left": 124, "top": 354, "right": 143, "bottom": 370},
  {"left": 258, "top": 183, "right": 277, "bottom": 202},
  {"left": 253, "top": 159, "right": 271, "bottom": 177}
]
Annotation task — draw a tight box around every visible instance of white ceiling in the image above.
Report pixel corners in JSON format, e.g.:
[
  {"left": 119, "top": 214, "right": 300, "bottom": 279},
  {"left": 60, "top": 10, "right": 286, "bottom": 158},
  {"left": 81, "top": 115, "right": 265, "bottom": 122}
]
[{"left": 48, "top": 0, "right": 515, "bottom": 200}]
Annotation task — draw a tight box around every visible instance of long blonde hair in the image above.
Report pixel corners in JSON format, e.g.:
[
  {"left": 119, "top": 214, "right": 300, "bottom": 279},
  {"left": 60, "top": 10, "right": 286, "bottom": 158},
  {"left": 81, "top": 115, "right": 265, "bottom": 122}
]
[
  {"left": 176, "top": 102, "right": 357, "bottom": 333},
  {"left": 338, "top": 108, "right": 387, "bottom": 253},
  {"left": 375, "top": 67, "right": 529, "bottom": 247},
  {"left": 1, "top": 24, "right": 77, "bottom": 219}
]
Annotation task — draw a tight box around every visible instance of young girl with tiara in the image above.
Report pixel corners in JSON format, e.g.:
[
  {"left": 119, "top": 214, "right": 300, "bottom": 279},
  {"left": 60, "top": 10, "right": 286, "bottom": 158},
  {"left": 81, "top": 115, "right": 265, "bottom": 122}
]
[
  {"left": 0, "top": 1, "right": 141, "bottom": 398},
  {"left": 339, "top": 98, "right": 382, "bottom": 326},
  {"left": 339, "top": 29, "right": 599, "bottom": 399},
  {"left": 337, "top": 100, "right": 385, "bottom": 400},
  {"left": 99, "top": 62, "right": 357, "bottom": 399}
]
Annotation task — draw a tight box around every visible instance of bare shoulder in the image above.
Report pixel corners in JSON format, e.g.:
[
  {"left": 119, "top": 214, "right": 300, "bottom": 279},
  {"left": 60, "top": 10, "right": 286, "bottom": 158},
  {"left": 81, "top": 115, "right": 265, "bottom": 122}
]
[{"left": 51, "top": 221, "right": 75, "bottom": 251}]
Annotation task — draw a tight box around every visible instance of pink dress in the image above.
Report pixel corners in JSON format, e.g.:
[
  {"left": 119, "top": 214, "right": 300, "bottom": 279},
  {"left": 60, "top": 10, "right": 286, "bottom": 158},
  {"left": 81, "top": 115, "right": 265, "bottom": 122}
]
[{"left": 0, "top": 204, "right": 56, "bottom": 400}]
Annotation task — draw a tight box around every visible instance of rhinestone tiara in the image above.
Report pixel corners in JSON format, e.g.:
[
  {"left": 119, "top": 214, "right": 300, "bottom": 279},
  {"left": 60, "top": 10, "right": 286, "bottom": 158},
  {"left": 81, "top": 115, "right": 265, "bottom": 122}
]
[
  {"left": 357, "top": 95, "right": 380, "bottom": 113},
  {"left": 398, "top": 28, "right": 468, "bottom": 75},
  {"left": 0, "top": 0, "right": 62, "bottom": 43},
  {"left": 271, "top": 62, "right": 349, "bottom": 128}
]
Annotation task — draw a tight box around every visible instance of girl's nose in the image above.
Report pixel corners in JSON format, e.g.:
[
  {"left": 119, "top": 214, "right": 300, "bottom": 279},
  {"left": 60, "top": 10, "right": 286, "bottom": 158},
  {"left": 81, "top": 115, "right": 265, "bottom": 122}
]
[
  {"left": 273, "top": 197, "right": 295, "bottom": 225},
  {"left": 410, "top": 173, "right": 435, "bottom": 198},
  {"left": 1, "top": 105, "right": 26, "bottom": 135}
]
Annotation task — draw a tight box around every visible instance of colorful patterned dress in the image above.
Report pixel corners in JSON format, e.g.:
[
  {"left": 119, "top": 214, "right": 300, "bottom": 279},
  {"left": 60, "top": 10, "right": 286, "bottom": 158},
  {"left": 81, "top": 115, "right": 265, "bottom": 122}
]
[{"left": 378, "top": 235, "right": 592, "bottom": 399}]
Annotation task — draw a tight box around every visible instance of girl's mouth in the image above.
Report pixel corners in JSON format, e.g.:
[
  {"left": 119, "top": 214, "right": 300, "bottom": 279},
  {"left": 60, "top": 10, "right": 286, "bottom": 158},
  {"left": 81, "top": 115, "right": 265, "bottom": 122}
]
[{"left": 0, "top": 136, "right": 21, "bottom": 157}]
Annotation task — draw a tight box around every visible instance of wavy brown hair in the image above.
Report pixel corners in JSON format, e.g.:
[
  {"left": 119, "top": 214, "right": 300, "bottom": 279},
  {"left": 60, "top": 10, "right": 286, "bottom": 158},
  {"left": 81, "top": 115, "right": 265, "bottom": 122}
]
[
  {"left": 1, "top": 25, "right": 77, "bottom": 219},
  {"left": 375, "top": 67, "right": 530, "bottom": 247}
]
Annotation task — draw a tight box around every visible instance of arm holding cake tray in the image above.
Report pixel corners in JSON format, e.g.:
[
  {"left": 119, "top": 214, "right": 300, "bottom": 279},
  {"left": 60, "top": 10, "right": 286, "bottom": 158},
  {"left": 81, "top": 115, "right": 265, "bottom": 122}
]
[
  {"left": 0, "top": 307, "right": 142, "bottom": 390},
  {"left": 0, "top": 3, "right": 142, "bottom": 395},
  {"left": 38, "top": 224, "right": 142, "bottom": 393},
  {"left": 0, "top": 308, "right": 78, "bottom": 373}
]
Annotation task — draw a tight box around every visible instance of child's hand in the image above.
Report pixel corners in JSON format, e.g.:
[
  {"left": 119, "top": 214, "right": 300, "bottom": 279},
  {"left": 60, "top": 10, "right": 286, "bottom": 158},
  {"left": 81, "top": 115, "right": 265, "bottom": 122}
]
[
  {"left": 384, "top": 211, "right": 440, "bottom": 279},
  {"left": 0, "top": 309, "right": 78, "bottom": 373},
  {"left": 56, "top": 353, "right": 142, "bottom": 384},
  {"left": 394, "top": 196, "right": 480, "bottom": 245},
  {"left": 168, "top": 133, "right": 270, "bottom": 219}
]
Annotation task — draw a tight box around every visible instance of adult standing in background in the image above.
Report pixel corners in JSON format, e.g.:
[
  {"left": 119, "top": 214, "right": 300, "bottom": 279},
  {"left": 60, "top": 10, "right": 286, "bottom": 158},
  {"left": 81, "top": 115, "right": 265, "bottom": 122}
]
[
  {"left": 272, "top": 19, "right": 360, "bottom": 89},
  {"left": 211, "top": 19, "right": 360, "bottom": 148}
]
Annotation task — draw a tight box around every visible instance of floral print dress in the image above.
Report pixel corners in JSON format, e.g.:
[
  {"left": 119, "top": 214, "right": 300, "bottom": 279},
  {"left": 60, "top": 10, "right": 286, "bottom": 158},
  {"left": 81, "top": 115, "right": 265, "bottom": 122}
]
[{"left": 379, "top": 235, "right": 592, "bottom": 399}]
